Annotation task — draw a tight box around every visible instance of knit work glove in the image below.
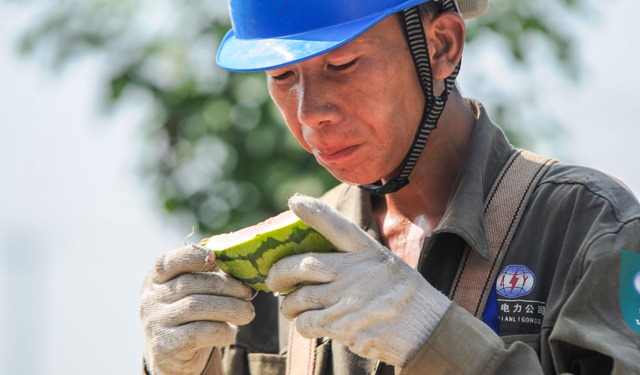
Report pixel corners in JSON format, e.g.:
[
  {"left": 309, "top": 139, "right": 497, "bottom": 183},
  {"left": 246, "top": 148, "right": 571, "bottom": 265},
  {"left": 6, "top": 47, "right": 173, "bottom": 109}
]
[
  {"left": 140, "top": 245, "right": 255, "bottom": 375},
  {"left": 266, "top": 195, "right": 452, "bottom": 368}
]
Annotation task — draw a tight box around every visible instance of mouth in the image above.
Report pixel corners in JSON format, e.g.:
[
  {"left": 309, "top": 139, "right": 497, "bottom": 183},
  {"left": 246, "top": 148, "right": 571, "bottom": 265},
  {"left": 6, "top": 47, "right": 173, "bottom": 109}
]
[{"left": 313, "top": 144, "right": 360, "bottom": 164}]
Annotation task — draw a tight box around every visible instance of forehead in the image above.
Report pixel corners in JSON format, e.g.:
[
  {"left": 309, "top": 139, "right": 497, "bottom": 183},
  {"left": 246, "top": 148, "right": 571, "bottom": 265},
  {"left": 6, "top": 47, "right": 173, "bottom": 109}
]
[{"left": 337, "top": 15, "right": 401, "bottom": 51}]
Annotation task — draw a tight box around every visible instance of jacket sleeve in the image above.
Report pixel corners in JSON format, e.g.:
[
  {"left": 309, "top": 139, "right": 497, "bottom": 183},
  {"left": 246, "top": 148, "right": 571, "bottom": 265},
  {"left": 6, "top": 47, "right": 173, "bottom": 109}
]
[
  {"left": 401, "top": 303, "right": 546, "bottom": 374},
  {"left": 402, "top": 220, "right": 640, "bottom": 375}
]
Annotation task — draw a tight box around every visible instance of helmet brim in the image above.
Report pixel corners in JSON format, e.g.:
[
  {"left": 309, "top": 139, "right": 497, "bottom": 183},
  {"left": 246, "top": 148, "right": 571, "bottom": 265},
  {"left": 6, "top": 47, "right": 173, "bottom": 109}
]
[{"left": 216, "top": 0, "right": 428, "bottom": 72}]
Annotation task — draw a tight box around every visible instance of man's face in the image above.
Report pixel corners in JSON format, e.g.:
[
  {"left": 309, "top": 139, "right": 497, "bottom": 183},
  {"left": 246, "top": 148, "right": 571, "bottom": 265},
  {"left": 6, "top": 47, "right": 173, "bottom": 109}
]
[{"left": 266, "top": 15, "right": 424, "bottom": 185}]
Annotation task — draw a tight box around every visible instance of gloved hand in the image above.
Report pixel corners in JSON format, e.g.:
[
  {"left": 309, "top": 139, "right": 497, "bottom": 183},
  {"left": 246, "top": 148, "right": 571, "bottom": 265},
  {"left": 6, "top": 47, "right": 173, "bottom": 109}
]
[
  {"left": 266, "top": 195, "right": 452, "bottom": 368},
  {"left": 140, "top": 244, "right": 255, "bottom": 375}
]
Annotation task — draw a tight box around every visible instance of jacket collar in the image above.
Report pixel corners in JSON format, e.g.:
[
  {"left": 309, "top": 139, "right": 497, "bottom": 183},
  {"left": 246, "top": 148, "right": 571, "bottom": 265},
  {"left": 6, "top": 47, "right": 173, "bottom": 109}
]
[
  {"left": 333, "top": 99, "right": 515, "bottom": 260},
  {"left": 432, "top": 99, "right": 515, "bottom": 259}
]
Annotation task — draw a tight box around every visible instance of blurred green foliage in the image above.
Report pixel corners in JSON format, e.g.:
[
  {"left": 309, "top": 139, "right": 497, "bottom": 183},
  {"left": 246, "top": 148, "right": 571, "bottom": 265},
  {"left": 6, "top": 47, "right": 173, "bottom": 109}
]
[{"left": 14, "top": 0, "right": 587, "bottom": 234}]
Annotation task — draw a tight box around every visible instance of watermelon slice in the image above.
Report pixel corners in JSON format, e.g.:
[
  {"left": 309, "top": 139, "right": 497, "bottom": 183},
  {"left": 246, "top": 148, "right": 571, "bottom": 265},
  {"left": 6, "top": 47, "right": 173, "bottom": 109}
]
[{"left": 200, "top": 210, "right": 337, "bottom": 292}]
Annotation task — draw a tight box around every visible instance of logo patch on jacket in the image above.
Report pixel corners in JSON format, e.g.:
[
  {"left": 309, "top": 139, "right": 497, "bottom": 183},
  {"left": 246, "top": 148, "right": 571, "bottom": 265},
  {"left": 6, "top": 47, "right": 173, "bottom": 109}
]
[
  {"left": 496, "top": 265, "right": 535, "bottom": 298},
  {"left": 620, "top": 249, "right": 640, "bottom": 334},
  {"left": 495, "top": 265, "right": 545, "bottom": 333}
]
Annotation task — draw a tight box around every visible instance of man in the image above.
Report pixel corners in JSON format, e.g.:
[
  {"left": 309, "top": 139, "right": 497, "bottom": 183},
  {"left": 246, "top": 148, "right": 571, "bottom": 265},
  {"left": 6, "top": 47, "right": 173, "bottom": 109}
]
[{"left": 140, "top": 1, "right": 640, "bottom": 374}]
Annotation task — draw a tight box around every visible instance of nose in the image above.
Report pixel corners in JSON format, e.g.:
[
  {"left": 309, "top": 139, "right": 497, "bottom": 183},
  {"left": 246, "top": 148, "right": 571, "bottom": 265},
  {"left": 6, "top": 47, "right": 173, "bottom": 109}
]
[{"left": 296, "top": 75, "right": 341, "bottom": 128}]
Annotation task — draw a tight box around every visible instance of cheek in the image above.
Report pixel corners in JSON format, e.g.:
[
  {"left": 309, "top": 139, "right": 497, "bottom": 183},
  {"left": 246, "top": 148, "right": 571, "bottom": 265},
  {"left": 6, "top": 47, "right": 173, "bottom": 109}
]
[
  {"left": 285, "top": 119, "right": 313, "bottom": 154},
  {"left": 268, "top": 88, "right": 313, "bottom": 153},
  {"left": 353, "top": 69, "right": 421, "bottom": 153}
]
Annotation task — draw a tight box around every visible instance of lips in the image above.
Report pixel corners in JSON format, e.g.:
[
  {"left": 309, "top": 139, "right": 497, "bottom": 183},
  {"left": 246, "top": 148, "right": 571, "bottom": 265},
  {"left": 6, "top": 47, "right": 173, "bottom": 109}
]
[{"left": 313, "top": 144, "right": 360, "bottom": 164}]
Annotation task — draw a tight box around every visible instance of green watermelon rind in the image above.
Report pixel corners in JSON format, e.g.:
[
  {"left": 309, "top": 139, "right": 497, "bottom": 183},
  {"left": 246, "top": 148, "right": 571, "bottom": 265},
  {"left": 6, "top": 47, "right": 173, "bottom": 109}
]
[{"left": 203, "top": 219, "right": 337, "bottom": 292}]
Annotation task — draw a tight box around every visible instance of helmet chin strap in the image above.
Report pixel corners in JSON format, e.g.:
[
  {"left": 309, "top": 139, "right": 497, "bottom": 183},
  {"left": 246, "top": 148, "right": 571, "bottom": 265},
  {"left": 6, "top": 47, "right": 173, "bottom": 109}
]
[{"left": 359, "top": 1, "right": 461, "bottom": 196}]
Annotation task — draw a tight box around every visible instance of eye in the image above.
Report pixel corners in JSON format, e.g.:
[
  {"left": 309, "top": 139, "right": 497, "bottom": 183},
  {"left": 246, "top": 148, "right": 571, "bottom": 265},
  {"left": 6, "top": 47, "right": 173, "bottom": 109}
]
[
  {"left": 330, "top": 58, "right": 358, "bottom": 71},
  {"left": 270, "top": 71, "right": 294, "bottom": 81}
]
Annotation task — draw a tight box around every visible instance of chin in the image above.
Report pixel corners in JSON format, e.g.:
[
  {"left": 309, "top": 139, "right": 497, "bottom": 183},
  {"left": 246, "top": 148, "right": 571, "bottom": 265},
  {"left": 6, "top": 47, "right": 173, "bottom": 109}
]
[
  {"left": 324, "top": 167, "right": 383, "bottom": 187},
  {"left": 314, "top": 153, "right": 396, "bottom": 186}
]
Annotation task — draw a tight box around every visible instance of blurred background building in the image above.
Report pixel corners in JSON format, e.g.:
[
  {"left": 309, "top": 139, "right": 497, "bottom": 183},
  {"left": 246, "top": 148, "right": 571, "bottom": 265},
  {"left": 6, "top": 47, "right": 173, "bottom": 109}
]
[{"left": 0, "top": 0, "right": 638, "bottom": 373}]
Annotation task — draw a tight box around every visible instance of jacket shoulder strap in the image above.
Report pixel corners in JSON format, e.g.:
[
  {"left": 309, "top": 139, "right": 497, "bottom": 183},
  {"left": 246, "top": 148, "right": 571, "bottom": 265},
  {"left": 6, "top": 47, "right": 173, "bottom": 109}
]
[
  {"left": 449, "top": 149, "right": 556, "bottom": 318},
  {"left": 285, "top": 185, "right": 348, "bottom": 375},
  {"left": 286, "top": 321, "right": 317, "bottom": 375}
]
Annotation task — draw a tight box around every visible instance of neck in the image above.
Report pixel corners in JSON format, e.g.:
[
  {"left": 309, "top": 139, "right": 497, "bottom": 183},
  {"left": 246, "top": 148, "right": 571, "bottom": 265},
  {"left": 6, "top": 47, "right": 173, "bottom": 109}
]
[{"left": 374, "top": 89, "right": 477, "bottom": 236}]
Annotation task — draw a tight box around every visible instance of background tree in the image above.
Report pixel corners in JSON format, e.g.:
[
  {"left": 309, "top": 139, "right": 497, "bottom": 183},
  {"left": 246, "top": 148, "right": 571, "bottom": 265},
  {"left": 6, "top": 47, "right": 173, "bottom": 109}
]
[{"left": 15, "top": 0, "right": 588, "bottom": 235}]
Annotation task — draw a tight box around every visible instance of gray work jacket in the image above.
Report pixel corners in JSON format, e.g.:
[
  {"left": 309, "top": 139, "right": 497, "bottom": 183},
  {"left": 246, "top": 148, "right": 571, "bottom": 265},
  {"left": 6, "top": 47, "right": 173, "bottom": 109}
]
[{"left": 187, "top": 100, "right": 640, "bottom": 375}]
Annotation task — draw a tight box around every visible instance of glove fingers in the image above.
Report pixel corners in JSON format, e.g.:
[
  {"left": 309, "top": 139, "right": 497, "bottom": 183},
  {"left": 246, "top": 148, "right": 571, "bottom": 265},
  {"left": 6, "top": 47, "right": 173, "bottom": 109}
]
[
  {"left": 159, "top": 321, "right": 238, "bottom": 355},
  {"left": 265, "top": 253, "right": 336, "bottom": 293},
  {"left": 153, "top": 245, "right": 218, "bottom": 284},
  {"left": 164, "top": 271, "right": 253, "bottom": 301},
  {"left": 181, "top": 321, "right": 238, "bottom": 350},
  {"left": 295, "top": 296, "right": 378, "bottom": 339},
  {"left": 164, "top": 294, "right": 255, "bottom": 326},
  {"left": 296, "top": 308, "right": 387, "bottom": 364},
  {"left": 295, "top": 303, "right": 372, "bottom": 354},
  {"left": 151, "top": 347, "right": 215, "bottom": 375},
  {"left": 294, "top": 308, "right": 332, "bottom": 339},
  {"left": 279, "top": 283, "right": 336, "bottom": 320},
  {"left": 289, "top": 194, "right": 373, "bottom": 253}
]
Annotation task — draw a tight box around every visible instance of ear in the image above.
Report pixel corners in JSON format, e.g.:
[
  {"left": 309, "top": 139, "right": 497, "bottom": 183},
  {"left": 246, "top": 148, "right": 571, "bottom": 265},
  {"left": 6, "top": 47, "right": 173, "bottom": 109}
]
[{"left": 423, "top": 11, "right": 465, "bottom": 81}]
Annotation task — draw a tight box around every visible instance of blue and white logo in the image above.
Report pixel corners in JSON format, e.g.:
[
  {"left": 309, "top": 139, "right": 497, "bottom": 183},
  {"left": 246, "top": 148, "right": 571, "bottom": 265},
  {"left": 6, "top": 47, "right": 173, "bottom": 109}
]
[
  {"left": 496, "top": 265, "right": 536, "bottom": 298},
  {"left": 620, "top": 250, "right": 640, "bottom": 333}
]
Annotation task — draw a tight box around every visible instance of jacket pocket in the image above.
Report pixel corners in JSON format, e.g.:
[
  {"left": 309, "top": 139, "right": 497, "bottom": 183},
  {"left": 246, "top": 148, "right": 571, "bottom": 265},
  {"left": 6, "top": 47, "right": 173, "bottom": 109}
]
[{"left": 248, "top": 353, "right": 287, "bottom": 375}]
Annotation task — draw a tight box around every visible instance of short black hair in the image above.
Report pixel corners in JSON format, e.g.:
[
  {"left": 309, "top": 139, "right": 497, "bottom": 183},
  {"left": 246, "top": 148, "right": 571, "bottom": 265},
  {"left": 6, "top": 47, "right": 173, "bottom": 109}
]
[
  {"left": 419, "top": 1, "right": 443, "bottom": 20},
  {"left": 397, "top": 2, "right": 442, "bottom": 25}
]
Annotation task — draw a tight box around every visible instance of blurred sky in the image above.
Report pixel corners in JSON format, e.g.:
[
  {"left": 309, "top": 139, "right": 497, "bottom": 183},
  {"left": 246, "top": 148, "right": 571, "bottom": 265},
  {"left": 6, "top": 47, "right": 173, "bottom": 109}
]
[{"left": 1, "top": 1, "right": 639, "bottom": 374}]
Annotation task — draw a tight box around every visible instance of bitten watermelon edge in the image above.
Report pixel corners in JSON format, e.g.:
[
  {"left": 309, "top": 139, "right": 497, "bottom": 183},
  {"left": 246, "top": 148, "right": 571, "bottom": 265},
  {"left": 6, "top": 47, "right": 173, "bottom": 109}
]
[{"left": 200, "top": 210, "right": 338, "bottom": 292}]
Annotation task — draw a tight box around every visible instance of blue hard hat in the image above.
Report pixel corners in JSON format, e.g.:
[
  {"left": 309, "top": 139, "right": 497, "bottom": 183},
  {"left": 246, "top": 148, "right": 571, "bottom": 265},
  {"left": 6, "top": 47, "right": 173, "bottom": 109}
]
[{"left": 216, "top": 0, "right": 432, "bottom": 72}]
